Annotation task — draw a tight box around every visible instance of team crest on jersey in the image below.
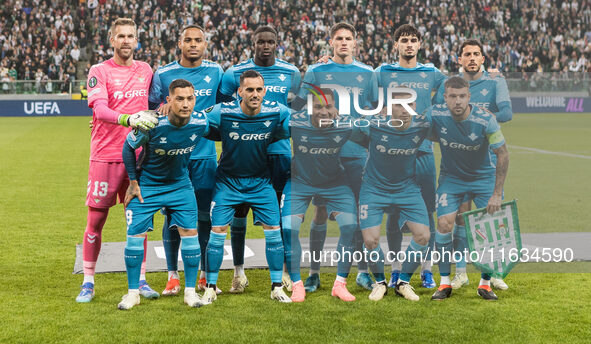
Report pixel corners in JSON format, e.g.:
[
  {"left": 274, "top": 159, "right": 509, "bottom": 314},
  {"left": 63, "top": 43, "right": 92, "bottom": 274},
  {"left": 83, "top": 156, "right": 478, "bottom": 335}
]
[
  {"left": 278, "top": 74, "right": 286, "bottom": 81},
  {"left": 88, "top": 77, "right": 97, "bottom": 88},
  {"left": 469, "top": 133, "right": 478, "bottom": 141},
  {"left": 160, "top": 137, "right": 167, "bottom": 144},
  {"left": 204, "top": 75, "right": 212, "bottom": 83}
]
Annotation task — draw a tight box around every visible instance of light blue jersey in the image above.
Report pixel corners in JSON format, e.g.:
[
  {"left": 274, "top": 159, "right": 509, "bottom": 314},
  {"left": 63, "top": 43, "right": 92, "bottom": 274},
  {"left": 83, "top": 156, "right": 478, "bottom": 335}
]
[
  {"left": 429, "top": 104, "right": 505, "bottom": 180},
  {"left": 290, "top": 112, "right": 358, "bottom": 187},
  {"left": 125, "top": 113, "right": 210, "bottom": 187},
  {"left": 220, "top": 58, "right": 300, "bottom": 155},
  {"left": 375, "top": 62, "right": 446, "bottom": 153},
  {"left": 434, "top": 71, "right": 513, "bottom": 123},
  {"left": 148, "top": 60, "right": 223, "bottom": 159},
  {"left": 202, "top": 100, "right": 291, "bottom": 179},
  {"left": 362, "top": 111, "right": 432, "bottom": 191},
  {"left": 298, "top": 59, "right": 378, "bottom": 158}
]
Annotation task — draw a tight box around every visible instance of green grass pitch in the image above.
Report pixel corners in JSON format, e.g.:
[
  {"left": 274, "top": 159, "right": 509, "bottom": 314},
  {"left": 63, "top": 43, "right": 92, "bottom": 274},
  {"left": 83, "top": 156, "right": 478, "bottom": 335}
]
[{"left": 0, "top": 114, "right": 590, "bottom": 343}]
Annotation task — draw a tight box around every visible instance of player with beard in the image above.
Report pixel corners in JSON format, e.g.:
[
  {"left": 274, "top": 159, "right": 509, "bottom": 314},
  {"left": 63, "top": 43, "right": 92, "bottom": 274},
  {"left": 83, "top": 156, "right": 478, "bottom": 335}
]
[
  {"left": 434, "top": 39, "right": 512, "bottom": 291},
  {"left": 76, "top": 18, "right": 159, "bottom": 303},
  {"left": 219, "top": 26, "right": 300, "bottom": 294},
  {"left": 148, "top": 25, "right": 224, "bottom": 296}
]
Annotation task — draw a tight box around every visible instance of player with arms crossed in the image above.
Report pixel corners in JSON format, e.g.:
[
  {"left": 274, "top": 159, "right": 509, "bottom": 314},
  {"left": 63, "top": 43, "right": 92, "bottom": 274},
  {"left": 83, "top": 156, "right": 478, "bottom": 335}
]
[
  {"left": 434, "top": 39, "right": 513, "bottom": 291},
  {"left": 148, "top": 25, "right": 224, "bottom": 296},
  {"left": 283, "top": 89, "right": 360, "bottom": 302},
  {"left": 358, "top": 91, "right": 432, "bottom": 301},
  {"left": 118, "top": 79, "right": 210, "bottom": 310},
  {"left": 374, "top": 24, "right": 446, "bottom": 289},
  {"left": 219, "top": 26, "right": 300, "bottom": 293},
  {"left": 201, "top": 70, "right": 292, "bottom": 304},
  {"left": 77, "top": 18, "right": 159, "bottom": 303},
  {"left": 429, "top": 76, "right": 509, "bottom": 301},
  {"left": 296, "top": 22, "right": 378, "bottom": 292}
]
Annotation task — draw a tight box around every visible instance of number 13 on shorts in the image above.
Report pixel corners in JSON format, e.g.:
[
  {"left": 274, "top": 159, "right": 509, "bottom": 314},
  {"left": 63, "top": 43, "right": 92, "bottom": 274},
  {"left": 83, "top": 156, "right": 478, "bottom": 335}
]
[{"left": 87, "top": 180, "right": 109, "bottom": 197}]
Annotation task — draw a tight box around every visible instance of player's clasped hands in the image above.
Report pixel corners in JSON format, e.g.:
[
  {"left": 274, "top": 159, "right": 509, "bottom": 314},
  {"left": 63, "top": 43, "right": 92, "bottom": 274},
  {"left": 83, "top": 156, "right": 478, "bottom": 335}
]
[{"left": 129, "top": 110, "right": 159, "bottom": 131}]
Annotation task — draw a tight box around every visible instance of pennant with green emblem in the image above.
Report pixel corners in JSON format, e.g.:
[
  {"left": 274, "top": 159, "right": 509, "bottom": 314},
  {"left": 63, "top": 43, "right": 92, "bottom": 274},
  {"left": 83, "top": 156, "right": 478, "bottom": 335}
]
[{"left": 461, "top": 200, "right": 522, "bottom": 278}]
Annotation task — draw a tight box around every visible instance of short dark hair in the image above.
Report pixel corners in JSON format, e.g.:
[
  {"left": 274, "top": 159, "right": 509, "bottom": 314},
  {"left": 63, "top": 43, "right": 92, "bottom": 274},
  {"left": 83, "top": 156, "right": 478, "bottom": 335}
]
[
  {"left": 180, "top": 25, "right": 205, "bottom": 36},
  {"left": 444, "top": 76, "right": 469, "bottom": 90},
  {"left": 330, "top": 22, "right": 356, "bottom": 38},
  {"left": 240, "top": 70, "right": 264, "bottom": 85},
  {"left": 394, "top": 24, "right": 421, "bottom": 42},
  {"left": 253, "top": 25, "right": 277, "bottom": 39},
  {"left": 460, "top": 39, "right": 484, "bottom": 55},
  {"left": 169, "top": 78, "right": 194, "bottom": 94},
  {"left": 314, "top": 88, "right": 335, "bottom": 103}
]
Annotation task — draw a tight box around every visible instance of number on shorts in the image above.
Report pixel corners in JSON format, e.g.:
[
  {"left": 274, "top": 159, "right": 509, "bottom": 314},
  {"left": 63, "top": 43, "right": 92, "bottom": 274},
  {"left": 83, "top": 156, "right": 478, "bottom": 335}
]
[
  {"left": 92, "top": 181, "right": 108, "bottom": 197},
  {"left": 125, "top": 209, "right": 133, "bottom": 225},
  {"left": 359, "top": 205, "right": 368, "bottom": 219},
  {"left": 436, "top": 193, "right": 448, "bottom": 207}
]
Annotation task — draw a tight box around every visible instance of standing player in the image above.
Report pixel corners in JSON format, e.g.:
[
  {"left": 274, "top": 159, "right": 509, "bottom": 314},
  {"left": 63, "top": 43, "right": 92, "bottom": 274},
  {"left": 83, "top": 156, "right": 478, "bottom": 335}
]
[
  {"left": 358, "top": 91, "right": 432, "bottom": 301},
  {"left": 118, "top": 79, "right": 209, "bottom": 310},
  {"left": 219, "top": 26, "right": 300, "bottom": 293},
  {"left": 201, "top": 70, "right": 292, "bottom": 304},
  {"left": 283, "top": 89, "right": 359, "bottom": 302},
  {"left": 375, "top": 24, "right": 446, "bottom": 289},
  {"left": 296, "top": 22, "right": 378, "bottom": 292},
  {"left": 429, "top": 76, "right": 509, "bottom": 301},
  {"left": 434, "top": 39, "right": 513, "bottom": 291},
  {"left": 148, "top": 25, "right": 224, "bottom": 296},
  {"left": 76, "top": 18, "right": 159, "bottom": 303}
]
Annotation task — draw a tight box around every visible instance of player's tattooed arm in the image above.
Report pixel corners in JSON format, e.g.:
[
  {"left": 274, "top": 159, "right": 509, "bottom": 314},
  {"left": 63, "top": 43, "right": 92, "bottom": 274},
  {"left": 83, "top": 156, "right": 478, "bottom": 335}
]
[
  {"left": 488, "top": 143, "right": 509, "bottom": 214},
  {"left": 124, "top": 180, "right": 144, "bottom": 207}
]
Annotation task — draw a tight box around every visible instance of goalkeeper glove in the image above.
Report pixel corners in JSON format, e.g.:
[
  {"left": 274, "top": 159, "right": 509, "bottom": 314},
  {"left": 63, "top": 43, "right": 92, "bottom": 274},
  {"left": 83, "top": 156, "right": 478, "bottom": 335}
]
[{"left": 118, "top": 110, "right": 159, "bottom": 131}]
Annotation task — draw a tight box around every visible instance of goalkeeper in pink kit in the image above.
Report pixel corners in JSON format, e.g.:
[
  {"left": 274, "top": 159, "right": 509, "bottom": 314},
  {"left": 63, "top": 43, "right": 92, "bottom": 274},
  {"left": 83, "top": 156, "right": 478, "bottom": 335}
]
[{"left": 76, "top": 18, "right": 159, "bottom": 303}]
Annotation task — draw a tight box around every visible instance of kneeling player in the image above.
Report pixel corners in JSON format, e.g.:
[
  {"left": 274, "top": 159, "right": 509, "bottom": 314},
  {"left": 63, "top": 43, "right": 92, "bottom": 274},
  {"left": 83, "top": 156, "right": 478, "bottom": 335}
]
[
  {"left": 282, "top": 89, "right": 359, "bottom": 302},
  {"left": 358, "top": 91, "right": 432, "bottom": 301},
  {"left": 201, "top": 70, "right": 292, "bottom": 304},
  {"left": 429, "top": 77, "right": 509, "bottom": 301},
  {"left": 118, "top": 80, "right": 209, "bottom": 310}
]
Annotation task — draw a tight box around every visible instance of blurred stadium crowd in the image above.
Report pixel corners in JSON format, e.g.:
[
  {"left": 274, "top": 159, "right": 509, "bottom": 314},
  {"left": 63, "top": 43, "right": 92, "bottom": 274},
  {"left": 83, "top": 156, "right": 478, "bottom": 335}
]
[{"left": 0, "top": 0, "right": 590, "bottom": 92}]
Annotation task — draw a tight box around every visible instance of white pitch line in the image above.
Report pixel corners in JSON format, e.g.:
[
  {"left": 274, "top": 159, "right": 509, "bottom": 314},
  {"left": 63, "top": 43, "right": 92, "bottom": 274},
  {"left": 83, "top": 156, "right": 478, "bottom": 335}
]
[{"left": 508, "top": 145, "right": 591, "bottom": 160}]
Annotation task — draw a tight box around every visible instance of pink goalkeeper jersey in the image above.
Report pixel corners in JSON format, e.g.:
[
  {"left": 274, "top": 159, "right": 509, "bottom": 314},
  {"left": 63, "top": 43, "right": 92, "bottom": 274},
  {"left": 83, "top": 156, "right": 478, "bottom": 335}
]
[{"left": 87, "top": 58, "right": 152, "bottom": 162}]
